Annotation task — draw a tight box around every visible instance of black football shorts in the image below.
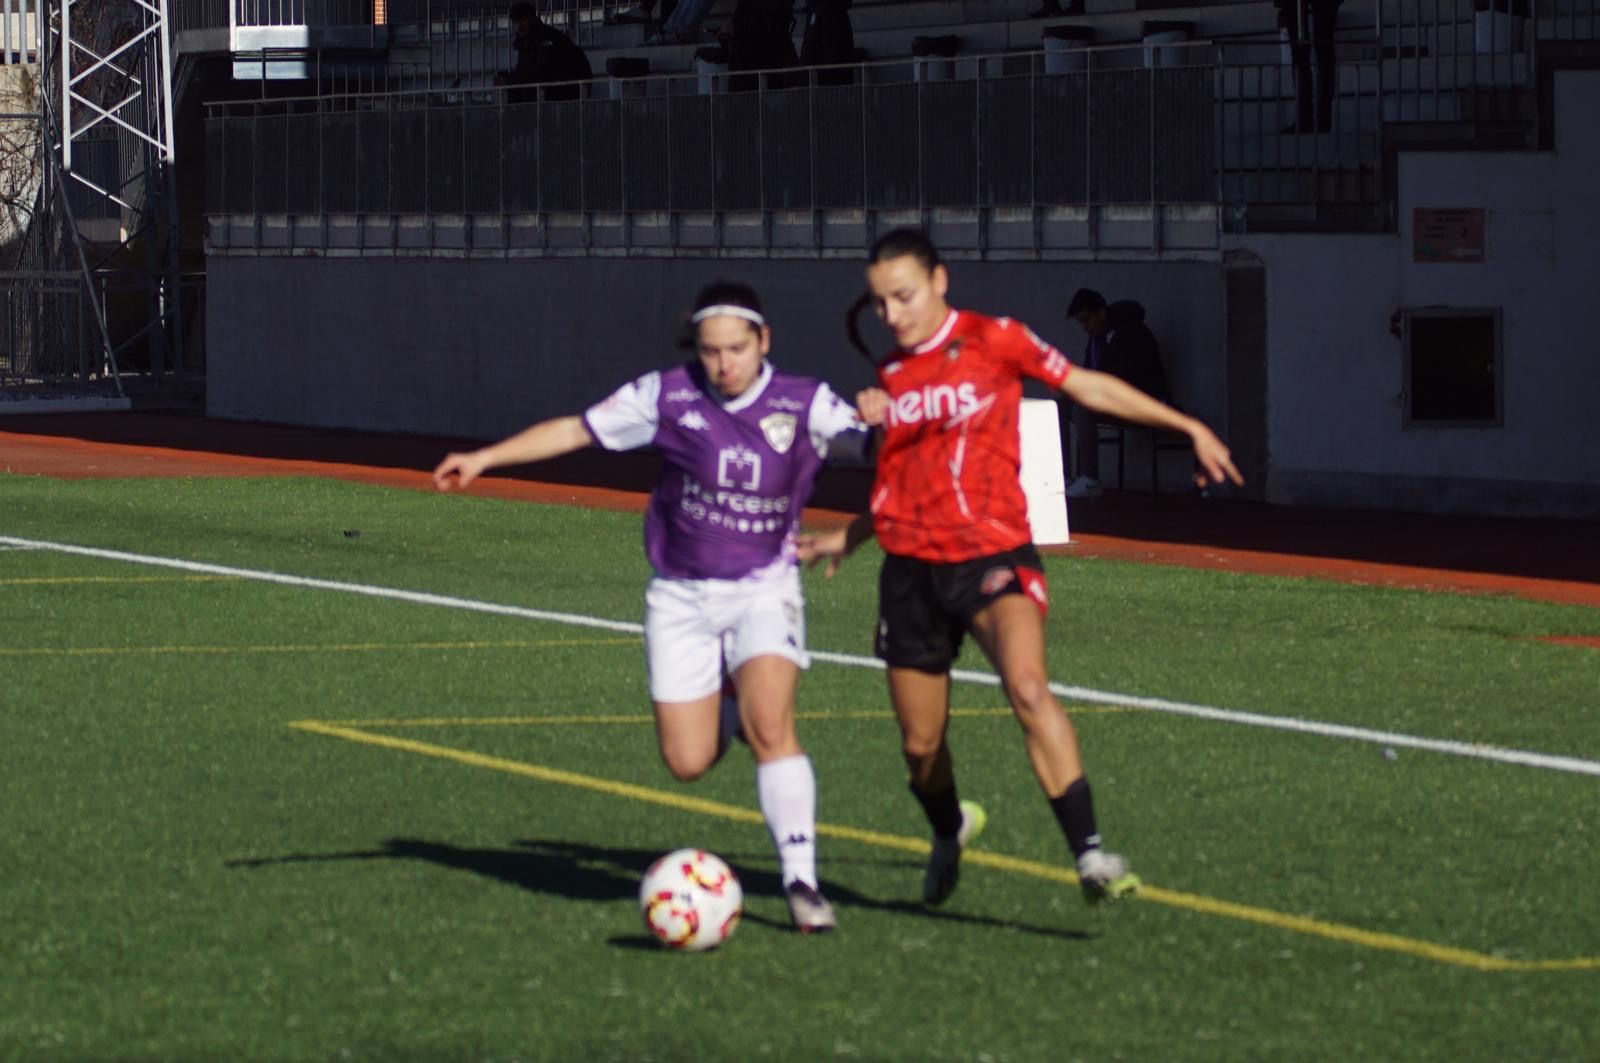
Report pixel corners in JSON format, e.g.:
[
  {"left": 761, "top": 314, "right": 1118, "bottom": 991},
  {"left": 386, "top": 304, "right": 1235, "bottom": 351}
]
[{"left": 873, "top": 543, "right": 1049, "bottom": 673}]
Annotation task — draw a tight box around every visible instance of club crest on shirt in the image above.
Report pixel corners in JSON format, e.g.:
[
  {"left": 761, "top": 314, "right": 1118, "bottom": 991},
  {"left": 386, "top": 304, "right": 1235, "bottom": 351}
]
[
  {"left": 760, "top": 413, "right": 798, "bottom": 453},
  {"left": 945, "top": 339, "right": 963, "bottom": 360}
]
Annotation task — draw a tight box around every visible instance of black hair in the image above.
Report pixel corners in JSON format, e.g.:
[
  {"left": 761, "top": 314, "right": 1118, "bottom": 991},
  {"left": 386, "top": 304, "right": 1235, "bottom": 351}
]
[
  {"left": 845, "top": 227, "right": 944, "bottom": 365},
  {"left": 867, "top": 227, "right": 942, "bottom": 272},
  {"left": 680, "top": 280, "right": 766, "bottom": 350},
  {"left": 1067, "top": 287, "right": 1106, "bottom": 317}
]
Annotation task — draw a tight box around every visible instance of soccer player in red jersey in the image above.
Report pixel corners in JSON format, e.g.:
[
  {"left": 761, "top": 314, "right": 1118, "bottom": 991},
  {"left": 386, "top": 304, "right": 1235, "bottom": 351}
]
[{"left": 801, "top": 229, "right": 1243, "bottom": 907}]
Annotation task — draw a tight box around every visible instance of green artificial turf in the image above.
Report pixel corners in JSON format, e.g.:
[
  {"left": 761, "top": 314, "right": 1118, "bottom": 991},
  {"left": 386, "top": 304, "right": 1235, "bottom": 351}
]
[{"left": 2, "top": 473, "right": 1597, "bottom": 1061}]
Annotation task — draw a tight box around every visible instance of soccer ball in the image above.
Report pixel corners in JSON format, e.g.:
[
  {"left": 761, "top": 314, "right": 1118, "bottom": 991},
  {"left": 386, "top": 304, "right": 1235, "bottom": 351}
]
[{"left": 638, "top": 848, "right": 743, "bottom": 952}]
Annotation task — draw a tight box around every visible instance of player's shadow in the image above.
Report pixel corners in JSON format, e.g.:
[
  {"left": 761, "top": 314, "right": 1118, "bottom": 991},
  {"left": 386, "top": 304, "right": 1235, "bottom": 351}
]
[{"left": 228, "top": 837, "right": 1093, "bottom": 943}]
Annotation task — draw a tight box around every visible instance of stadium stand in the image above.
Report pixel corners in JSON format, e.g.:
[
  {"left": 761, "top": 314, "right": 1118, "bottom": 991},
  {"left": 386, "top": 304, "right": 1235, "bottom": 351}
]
[{"left": 186, "top": 0, "right": 1595, "bottom": 254}]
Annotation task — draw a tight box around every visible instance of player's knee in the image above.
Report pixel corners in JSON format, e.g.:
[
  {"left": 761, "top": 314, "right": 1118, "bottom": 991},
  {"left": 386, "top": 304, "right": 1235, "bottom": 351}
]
[
  {"left": 742, "top": 713, "right": 794, "bottom": 757},
  {"left": 900, "top": 734, "right": 942, "bottom": 769},
  {"left": 659, "top": 744, "right": 714, "bottom": 782},
  {"left": 1004, "top": 671, "right": 1055, "bottom": 722}
]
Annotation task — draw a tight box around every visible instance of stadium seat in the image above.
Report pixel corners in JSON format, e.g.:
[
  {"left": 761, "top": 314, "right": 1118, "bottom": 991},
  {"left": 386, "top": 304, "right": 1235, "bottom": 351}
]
[{"left": 1095, "top": 418, "right": 1194, "bottom": 493}]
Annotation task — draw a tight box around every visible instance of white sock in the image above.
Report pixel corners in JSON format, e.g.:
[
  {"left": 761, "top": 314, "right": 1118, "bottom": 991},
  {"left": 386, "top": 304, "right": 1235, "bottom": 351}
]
[{"left": 756, "top": 754, "right": 818, "bottom": 890}]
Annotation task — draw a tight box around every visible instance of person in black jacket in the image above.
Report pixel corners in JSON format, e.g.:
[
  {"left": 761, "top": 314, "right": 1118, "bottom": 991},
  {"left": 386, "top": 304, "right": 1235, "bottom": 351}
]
[
  {"left": 497, "top": 2, "right": 591, "bottom": 103},
  {"left": 720, "top": 0, "right": 798, "bottom": 90},
  {"left": 800, "top": 0, "right": 854, "bottom": 84},
  {"left": 1275, "top": 0, "right": 1342, "bottom": 132},
  {"left": 1059, "top": 287, "right": 1169, "bottom": 498}
]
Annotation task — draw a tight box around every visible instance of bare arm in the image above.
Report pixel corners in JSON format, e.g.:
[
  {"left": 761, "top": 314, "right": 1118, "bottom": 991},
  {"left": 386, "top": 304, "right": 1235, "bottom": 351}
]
[
  {"left": 432, "top": 415, "right": 595, "bottom": 490},
  {"left": 1060, "top": 367, "right": 1244, "bottom": 488},
  {"left": 795, "top": 510, "right": 876, "bottom": 579}
]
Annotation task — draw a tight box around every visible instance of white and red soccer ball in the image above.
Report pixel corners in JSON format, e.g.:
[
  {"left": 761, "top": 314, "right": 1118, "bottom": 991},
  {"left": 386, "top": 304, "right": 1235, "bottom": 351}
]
[{"left": 638, "top": 849, "right": 743, "bottom": 952}]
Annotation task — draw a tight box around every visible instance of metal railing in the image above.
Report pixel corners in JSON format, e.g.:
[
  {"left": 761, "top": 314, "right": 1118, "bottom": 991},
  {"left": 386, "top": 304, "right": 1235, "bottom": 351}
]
[
  {"left": 1377, "top": 0, "right": 1540, "bottom": 125},
  {"left": 206, "top": 48, "right": 1220, "bottom": 221},
  {"left": 2, "top": 0, "right": 41, "bottom": 64},
  {"left": 1215, "top": 43, "right": 1384, "bottom": 220},
  {"left": 0, "top": 271, "right": 107, "bottom": 392},
  {"left": 189, "top": 0, "right": 1599, "bottom": 238}
]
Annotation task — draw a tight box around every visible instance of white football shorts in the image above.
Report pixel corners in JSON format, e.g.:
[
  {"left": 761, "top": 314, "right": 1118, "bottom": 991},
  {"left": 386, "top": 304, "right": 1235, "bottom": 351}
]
[{"left": 643, "top": 563, "right": 809, "bottom": 703}]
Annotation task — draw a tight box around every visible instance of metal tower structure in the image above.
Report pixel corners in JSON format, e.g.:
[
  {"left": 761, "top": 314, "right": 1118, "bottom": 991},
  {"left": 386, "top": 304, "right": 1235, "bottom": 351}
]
[
  {"left": 3, "top": 0, "right": 180, "bottom": 400},
  {"left": 56, "top": 0, "right": 182, "bottom": 382}
]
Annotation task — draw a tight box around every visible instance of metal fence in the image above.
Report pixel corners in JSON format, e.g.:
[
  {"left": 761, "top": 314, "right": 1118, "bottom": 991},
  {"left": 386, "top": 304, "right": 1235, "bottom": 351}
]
[
  {"left": 1215, "top": 49, "right": 1384, "bottom": 216},
  {"left": 0, "top": 271, "right": 106, "bottom": 390},
  {"left": 1378, "top": 0, "right": 1537, "bottom": 125},
  {"left": 206, "top": 56, "right": 1219, "bottom": 218}
]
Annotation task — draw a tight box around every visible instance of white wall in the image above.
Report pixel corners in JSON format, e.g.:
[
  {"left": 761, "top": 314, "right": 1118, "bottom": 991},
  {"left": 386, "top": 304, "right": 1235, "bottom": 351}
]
[{"left": 1235, "top": 70, "right": 1600, "bottom": 517}]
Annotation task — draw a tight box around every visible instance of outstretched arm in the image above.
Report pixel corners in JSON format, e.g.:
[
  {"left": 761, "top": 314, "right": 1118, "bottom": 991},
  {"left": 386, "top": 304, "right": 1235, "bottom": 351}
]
[
  {"left": 795, "top": 510, "right": 876, "bottom": 579},
  {"left": 1059, "top": 368, "right": 1244, "bottom": 488},
  {"left": 433, "top": 415, "right": 594, "bottom": 491}
]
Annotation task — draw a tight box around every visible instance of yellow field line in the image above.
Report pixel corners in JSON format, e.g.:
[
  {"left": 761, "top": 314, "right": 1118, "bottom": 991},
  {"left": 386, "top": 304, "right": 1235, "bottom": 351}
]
[
  {"left": 0, "top": 575, "right": 239, "bottom": 585},
  {"left": 0, "top": 637, "right": 640, "bottom": 658},
  {"left": 315, "top": 706, "right": 1132, "bottom": 728},
  {"left": 291, "top": 718, "right": 1600, "bottom": 973},
  {"left": 291, "top": 719, "right": 766, "bottom": 827}
]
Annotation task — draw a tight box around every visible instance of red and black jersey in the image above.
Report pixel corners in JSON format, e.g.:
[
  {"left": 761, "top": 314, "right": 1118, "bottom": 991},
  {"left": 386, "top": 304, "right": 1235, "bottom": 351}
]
[{"left": 870, "top": 309, "right": 1073, "bottom": 563}]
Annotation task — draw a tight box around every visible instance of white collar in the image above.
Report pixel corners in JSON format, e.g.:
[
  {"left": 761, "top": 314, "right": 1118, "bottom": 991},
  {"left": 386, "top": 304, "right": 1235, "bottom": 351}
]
[{"left": 908, "top": 309, "right": 959, "bottom": 355}]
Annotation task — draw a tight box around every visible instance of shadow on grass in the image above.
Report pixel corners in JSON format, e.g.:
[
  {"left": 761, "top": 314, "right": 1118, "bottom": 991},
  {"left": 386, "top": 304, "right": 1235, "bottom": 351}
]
[{"left": 228, "top": 837, "right": 1093, "bottom": 942}]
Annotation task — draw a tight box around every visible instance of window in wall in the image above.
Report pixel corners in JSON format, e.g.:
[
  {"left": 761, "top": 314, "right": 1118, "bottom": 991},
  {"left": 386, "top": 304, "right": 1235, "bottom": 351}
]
[{"left": 1403, "top": 308, "right": 1502, "bottom": 427}]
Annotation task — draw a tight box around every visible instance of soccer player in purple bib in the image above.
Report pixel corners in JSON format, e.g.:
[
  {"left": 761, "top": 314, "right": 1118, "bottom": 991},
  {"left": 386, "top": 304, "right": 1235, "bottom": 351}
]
[{"left": 433, "top": 282, "right": 867, "bottom": 932}]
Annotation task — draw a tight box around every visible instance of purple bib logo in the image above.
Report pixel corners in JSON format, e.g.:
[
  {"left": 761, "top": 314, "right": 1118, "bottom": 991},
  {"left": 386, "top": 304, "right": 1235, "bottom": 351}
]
[{"left": 717, "top": 446, "right": 761, "bottom": 491}]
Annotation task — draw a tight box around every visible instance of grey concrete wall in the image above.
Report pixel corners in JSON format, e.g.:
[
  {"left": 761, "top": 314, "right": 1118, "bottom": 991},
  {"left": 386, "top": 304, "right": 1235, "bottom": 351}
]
[{"left": 207, "top": 254, "right": 1227, "bottom": 458}]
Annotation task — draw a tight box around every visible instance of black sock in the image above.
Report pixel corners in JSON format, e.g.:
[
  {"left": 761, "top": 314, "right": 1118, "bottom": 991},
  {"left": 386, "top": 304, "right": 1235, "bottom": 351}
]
[
  {"left": 1050, "top": 777, "right": 1102, "bottom": 860},
  {"left": 910, "top": 780, "right": 963, "bottom": 839}
]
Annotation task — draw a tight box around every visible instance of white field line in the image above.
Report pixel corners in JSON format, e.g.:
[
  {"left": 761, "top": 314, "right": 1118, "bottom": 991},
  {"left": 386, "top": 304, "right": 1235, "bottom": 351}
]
[{"left": 6, "top": 534, "right": 1600, "bottom": 779}]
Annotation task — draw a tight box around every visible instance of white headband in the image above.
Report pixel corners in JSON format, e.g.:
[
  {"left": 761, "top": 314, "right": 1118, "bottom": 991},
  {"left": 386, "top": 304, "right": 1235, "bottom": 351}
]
[{"left": 690, "top": 304, "right": 766, "bottom": 327}]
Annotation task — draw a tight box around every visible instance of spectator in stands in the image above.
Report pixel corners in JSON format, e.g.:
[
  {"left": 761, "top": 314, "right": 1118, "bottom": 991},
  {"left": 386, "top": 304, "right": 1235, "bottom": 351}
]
[
  {"left": 646, "top": 0, "right": 717, "bottom": 44},
  {"left": 1276, "top": 0, "right": 1342, "bottom": 132},
  {"left": 800, "top": 0, "right": 855, "bottom": 84},
  {"left": 1058, "top": 288, "right": 1169, "bottom": 499},
  {"left": 723, "top": 0, "right": 799, "bottom": 89},
  {"left": 497, "top": 1, "right": 592, "bottom": 103}
]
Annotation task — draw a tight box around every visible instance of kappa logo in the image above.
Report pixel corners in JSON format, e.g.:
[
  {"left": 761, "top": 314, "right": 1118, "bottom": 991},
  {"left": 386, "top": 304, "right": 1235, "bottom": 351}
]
[
  {"left": 760, "top": 412, "right": 798, "bottom": 454},
  {"left": 678, "top": 410, "right": 710, "bottom": 432},
  {"left": 980, "top": 567, "right": 1015, "bottom": 596}
]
